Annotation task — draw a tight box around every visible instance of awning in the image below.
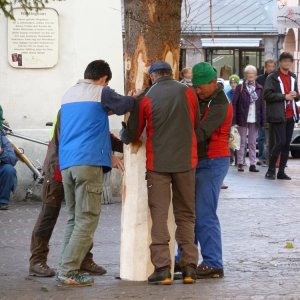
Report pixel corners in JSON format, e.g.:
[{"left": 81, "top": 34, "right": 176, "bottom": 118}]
[{"left": 201, "top": 38, "right": 262, "bottom": 48}]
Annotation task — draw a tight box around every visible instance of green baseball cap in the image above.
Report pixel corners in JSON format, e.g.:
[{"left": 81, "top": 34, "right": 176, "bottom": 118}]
[
  {"left": 229, "top": 74, "right": 240, "bottom": 84},
  {"left": 192, "top": 62, "right": 217, "bottom": 85}
]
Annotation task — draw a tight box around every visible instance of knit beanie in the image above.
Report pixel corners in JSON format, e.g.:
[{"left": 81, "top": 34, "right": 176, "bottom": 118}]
[{"left": 192, "top": 62, "right": 217, "bottom": 85}]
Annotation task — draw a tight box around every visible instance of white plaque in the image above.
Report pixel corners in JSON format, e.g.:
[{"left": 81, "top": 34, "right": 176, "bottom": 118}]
[{"left": 8, "top": 8, "right": 59, "bottom": 68}]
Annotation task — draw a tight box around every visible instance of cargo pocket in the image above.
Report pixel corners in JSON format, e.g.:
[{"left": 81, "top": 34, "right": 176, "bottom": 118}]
[{"left": 82, "top": 184, "right": 102, "bottom": 216}]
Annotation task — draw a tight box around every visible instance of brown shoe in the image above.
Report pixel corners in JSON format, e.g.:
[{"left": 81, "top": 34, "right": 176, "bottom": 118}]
[
  {"left": 29, "top": 263, "right": 55, "bottom": 277},
  {"left": 196, "top": 263, "right": 224, "bottom": 279},
  {"left": 80, "top": 260, "right": 107, "bottom": 275}
]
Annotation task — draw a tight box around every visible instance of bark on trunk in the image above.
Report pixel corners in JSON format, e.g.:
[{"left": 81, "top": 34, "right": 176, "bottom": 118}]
[{"left": 120, "top": 0, "right": 182, "bottom": 281}]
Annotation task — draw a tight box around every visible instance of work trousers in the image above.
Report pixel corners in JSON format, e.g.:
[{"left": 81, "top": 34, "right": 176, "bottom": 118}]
[{"left": 146, "top": 169, "right": 198, "bottom": 269}]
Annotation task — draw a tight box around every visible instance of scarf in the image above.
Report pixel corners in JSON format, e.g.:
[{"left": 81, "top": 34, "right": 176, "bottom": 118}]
[{"left": 246, "top": 81, "right": 258, "bottom": 104}]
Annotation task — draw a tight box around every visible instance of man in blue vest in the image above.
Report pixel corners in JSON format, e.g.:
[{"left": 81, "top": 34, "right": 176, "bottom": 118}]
[{"left": 56, "top": 60, "right": 135, "bottom": 287}]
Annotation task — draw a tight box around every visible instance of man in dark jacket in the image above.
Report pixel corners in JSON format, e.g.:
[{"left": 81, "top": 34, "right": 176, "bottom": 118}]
[
  {"left": 0, "top": 129, "right": 18, "bottom": 210},
  {"left": 121, "top": 61, "right": 200, "bottom": 285},
  {"left": 29, "top": 111, "right": 125, "bottom": 277},
  {"left": 264, "top": 52, "right": 299, "bottom": 180},
  {"left": 192, "top": 62, "right": 232, "bottom": 279},
  {"left": 256, "top": 59, "right": 276, "bottom": 165}
]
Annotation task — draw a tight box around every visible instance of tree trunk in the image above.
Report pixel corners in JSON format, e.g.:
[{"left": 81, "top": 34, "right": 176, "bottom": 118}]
[{"left": 120, "top": 0, "right": 182, "bottom": 281}]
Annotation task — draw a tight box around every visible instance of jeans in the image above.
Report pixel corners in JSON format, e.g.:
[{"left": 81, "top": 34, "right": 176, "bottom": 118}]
[
  {"left": 195, "top": 157, "right": 230, "bottom": 269},
  {"left": 59, "top": 166, "right": 103, "bottom": 275},
  {"left": 269, "top": 118, "right": 294, "bottom": 173},
  {"left": 257, "top": 127, "right": 266, "bottom": 161},
  {"left": 0, "top": 164, "right": 17, "bottom": 205}
]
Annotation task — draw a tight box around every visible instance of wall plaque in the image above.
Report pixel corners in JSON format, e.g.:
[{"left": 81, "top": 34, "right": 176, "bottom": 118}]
[{"left": 8, "top": 8, "right": 59, "bottom": 68}]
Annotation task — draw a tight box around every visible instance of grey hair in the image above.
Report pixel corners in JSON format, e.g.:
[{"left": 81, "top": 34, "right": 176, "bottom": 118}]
[{"left": 244, "top": 65, "right": 257, "bottom": 74}]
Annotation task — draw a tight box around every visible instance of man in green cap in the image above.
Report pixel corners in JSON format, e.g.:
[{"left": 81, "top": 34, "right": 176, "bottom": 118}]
[{"left": 192, "top": 62, "right": 233, "bottom": 279}]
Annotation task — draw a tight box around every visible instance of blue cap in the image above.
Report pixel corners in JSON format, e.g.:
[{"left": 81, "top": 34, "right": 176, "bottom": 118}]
[{"left": 149, "top": 61, "right": 172, "bottom": 74}]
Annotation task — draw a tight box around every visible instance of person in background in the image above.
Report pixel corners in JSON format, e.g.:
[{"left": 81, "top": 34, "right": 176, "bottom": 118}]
[
  {"left": 227, "top": 74, "right": 240, "bottom": 102},
  {"left": 29, "top": 111, "right": 124, "bottom": 277},
  {"left": 192, "top": 62, "right": 232, "bottom": 279},
  {"left": 264, "top": 52, "right": 299, "bottom": 180},
  {"left": 121, "top": 61, "right": 199, "bottom": 285},
  {"left": 0, "top": 109, "right": 18, "bottom": 210},
  {"left": 226, "top": 74, "right": 240, "bottom": 167},
  {"left": 232, "top": 65, "right": 265, "bottom": 173},
  {"left": 256, "top": 59, "right": 276, "bottom": 166},
  {"left": 180, "top": 67, "right": 193, "bottom": 86},
  {"left": 56, "top": 60, "right": 135, "bottom": 287}
]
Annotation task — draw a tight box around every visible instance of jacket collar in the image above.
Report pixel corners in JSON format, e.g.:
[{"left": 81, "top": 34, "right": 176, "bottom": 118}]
[
  {"left": 202, "top": 86, "right": 223, "bottom": 103},
  {"left": 155, "top": 76, "right": 173, "bottom": 83},
  {"left": 273, "top": 69, "right": 296, "bottom": 81}
]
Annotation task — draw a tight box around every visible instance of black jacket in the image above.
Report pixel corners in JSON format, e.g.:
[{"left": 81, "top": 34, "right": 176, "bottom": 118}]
[
  {"left": 263, "top": 70, "right": 300, "bottom": 123},
  {"left": 257, "top": 72, "right": 269, "bottom": 88}
]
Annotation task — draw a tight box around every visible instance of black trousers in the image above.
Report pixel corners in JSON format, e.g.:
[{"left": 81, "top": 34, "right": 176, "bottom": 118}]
[{"left": 269, "top": 118, "right": 294, "bottom": 173}]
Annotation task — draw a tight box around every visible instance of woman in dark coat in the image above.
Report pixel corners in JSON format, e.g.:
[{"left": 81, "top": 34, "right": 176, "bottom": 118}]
[{"left": 232, "top": 65, "right": 265, "bottom": 172}]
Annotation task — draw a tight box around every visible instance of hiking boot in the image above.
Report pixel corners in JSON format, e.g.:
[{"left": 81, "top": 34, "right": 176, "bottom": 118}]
[
  {"left": 249, "top": 165, "right": 259, "bottom": 172},
  {"left": 238, "top": 164, "right": 244, "bottom": 172},
  {"left": 265, "top": 170, "right": 275, "bottom": 180},
  {"left": 196, "top": 263, "right": 224, "bottom": 279},
  {"left": 0, "top": 204, "right": 8, "bottom": 210},
  {"left": 29, "top": 262, "right": 55, "bottom": 277},
  {"left": 80, "top": 260, "right": 107, "bottom": 275},
  {"left": 148, "top": 267, "right": 172, "bottom": 285},
  {"left": 277, "top": 172, "right": 291, "bottom": 180},
  {"left": 181, "top": 265, "right": 197, "bottom": 284},
  {"left": 56, "top": 271, "right": 94, "bottom": 287}
]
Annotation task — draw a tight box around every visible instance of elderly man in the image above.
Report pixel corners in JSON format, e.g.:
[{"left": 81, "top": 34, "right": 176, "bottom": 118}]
[
  {"left": 121, "top": 61, "right": 200, "bottom": 285},
  {"left": 0, "top": 128, "right": 18, "bottom": 210},
  {"left": 192, "top": 62, "right": 232, "bottom": 279}
]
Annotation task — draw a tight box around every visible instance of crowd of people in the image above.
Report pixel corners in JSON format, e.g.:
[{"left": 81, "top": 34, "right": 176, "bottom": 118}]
[{"left": 0, "top": 51, "right": 298, "bottom": 287}]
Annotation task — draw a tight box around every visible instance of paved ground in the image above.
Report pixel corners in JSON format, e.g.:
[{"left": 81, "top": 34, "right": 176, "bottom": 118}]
[{"left": 1, "top": 160, "right": 300, "bottom": 299}]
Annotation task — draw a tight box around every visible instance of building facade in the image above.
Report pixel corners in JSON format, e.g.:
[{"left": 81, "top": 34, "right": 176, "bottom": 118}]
[{"left": 180, "top": 0, "right": 279, "bottom": 78}]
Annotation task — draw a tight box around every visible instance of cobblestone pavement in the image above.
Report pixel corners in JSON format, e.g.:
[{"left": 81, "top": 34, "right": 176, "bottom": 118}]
[{"left": 1, "top": 160, "right": 300, "bottom": 300}]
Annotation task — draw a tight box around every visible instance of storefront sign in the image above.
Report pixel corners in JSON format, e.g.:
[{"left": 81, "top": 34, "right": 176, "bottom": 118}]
[
  {"left": 276, "top": 6, "right": 300, "bottom": 29},
  {"left": 8, "top": 8, "right": 59, "bottom": 68}
]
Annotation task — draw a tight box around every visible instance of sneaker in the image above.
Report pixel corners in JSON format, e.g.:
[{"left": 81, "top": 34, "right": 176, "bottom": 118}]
[
  {"left": 80, "top": 260, "right": 107, "bottom": 275},
  {"left": 249, "top": 165, "right": 259, "bottom": 172},
  {"left": 29, "top": 263, "right": 55, "bottom": 277},
  {"left": 148, "top": 267, "right": 172, "bottom": 285},
  {"left": 277, "top": 172, "right": 291, "bottom": 180},
  {"left": 56, "top": 271, "right": 94, "bottom": 287},
  {"left": 265, "top": 170, "right": 275, "bottom": 180},
  {"left": 0, "top": 204, "right": 8, "bottom": 210},
  {"left": 196, "top": 263, "right": 224, "bottom": 279},
  {"left": 182, "top": 265, "right": 197, "bottom": 284},
  {"left": 238, "top": 164, "right": 244, "bottom": 172}
]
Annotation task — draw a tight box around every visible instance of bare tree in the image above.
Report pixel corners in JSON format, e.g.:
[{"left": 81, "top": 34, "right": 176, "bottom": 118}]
[{"left": 120, "top": 0, "right": 182, "bottom": 281}]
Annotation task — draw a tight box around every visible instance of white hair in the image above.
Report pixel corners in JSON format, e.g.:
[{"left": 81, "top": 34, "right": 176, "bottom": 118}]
[{"left": 244, "top": 65, "right": 257, "bottom": 74}]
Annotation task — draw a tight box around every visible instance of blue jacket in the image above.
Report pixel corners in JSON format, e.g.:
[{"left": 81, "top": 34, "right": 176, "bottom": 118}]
[
  {"left": 0, "top": 131, "right": 18, "bottom": 166},
  {"left": 226, "top": 89, "right": 234, "bottom": 102},
  {"left": 59, "top": 80, "right": 134, "bottom": 171}
]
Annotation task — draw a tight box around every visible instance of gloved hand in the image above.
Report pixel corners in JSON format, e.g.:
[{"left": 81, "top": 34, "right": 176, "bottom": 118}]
[{"left": 119, "top": 121, "right": 131, "bottom": 145}]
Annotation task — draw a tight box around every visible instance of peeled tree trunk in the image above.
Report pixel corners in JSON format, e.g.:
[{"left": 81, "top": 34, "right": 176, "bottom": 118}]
[{"left": 120, "top": 0, "right": 182, "bottom": 281}]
